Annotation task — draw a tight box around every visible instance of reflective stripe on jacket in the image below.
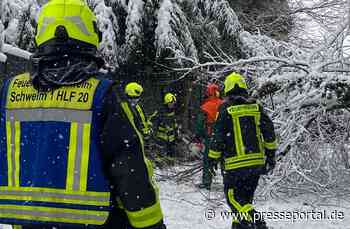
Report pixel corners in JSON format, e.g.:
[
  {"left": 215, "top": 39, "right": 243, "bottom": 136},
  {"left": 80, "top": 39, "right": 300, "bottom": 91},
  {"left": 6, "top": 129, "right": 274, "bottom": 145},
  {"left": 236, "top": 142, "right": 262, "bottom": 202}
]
[
  {"left": 209, "top": 99, "right": 278, "bottom": 171},
  {"left": 0, "top": 73, "right": 112, "bottom": 226},
  {"left": 119, "top": 101, "right": 163, "bottom": 228},
  {"left": 135, "top": 104, "right": 151, "bottom": 136},
  {"left": 155, "top": 111, "right": 177, "bottom": 143}
]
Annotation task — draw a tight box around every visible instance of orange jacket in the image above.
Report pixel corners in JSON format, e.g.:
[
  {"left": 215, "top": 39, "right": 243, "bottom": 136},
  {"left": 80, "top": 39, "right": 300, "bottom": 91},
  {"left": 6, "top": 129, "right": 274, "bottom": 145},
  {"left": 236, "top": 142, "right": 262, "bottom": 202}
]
[{"left": 200, "top": 97, "right": 224, "bottom": 135}]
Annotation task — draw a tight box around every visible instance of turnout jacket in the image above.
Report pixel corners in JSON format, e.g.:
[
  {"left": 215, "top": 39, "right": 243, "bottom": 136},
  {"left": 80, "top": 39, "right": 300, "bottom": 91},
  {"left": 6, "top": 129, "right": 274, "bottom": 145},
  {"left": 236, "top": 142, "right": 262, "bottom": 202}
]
[
  {"left": 153, "top": 107, "right": 177, "bottom": 144},
  {"left": 130, "top": 103, "right": 152, "bottom": 138},
  {"left": 209, "top": 96, "right": 278, "bottom": 172},
  {"left": 0, "top": 73, "right": 164, "bottom": 229}
]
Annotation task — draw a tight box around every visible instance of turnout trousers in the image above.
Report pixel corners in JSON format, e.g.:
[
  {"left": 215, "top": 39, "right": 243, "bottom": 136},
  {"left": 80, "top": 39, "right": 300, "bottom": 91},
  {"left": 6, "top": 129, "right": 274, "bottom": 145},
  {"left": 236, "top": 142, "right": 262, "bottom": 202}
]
[{"left": 224, "top": 171, "right": 267, "bottom": 229}]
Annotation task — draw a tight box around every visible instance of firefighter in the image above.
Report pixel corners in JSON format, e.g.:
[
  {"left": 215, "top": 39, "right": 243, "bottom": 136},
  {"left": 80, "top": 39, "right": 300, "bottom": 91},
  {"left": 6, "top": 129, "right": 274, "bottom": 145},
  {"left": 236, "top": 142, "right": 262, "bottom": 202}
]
[
  {"left": 209, "top": 72, "right": 278, "bottom": 229},
  {"left": 153, "top": 93, "right": 178, "bottom": 158},
  {"left": 124, "top": 82, "right": 152, "bottom": 139},
  {"left": 195, "top": 83, "right": 224, "bottom": 190},
  {"left": 0, "top": 1, "right": 165, "bottom": 228}
]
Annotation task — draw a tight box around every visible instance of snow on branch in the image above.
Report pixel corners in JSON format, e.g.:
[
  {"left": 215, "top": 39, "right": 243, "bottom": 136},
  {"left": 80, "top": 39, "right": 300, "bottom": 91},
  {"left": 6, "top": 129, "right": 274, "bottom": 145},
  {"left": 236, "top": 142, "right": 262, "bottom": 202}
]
[
  {"left": 0, "top": 21, "right": 5, "bottom": 63},
  {"left": 124, "top": 0, "right": 144, "bottom": 58},
  {"left": 155, "top": 0, "right": 198, "bottom": 64},
  {"left": 197, "top": 0, "right": 241, "bottom": 39},
  {"left": 169, "top": 4, "right": 350, "bottom": 199},
  {"left": 92, "top": 0, "right": 119, "bottom": 66},
  {"left": 2, "top": 44, "right": 31, "bottom": 60}
]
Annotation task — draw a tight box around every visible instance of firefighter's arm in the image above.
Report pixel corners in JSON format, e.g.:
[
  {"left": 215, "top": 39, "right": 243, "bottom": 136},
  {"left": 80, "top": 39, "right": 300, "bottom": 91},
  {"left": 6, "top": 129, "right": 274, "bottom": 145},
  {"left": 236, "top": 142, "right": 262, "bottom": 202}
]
[
  {"left": 101, "top": 88, "right": 165, "bottom": 229},
  {"left": 194, "top": 112, "right": 207, "bottom": 139},
  {"left": 151, "top": 111, "right": 160, "bottom": 132},
  {"left": 208, "top": 106, "right": 225, "bottom": 161},
  {"left": 260, "top": 107, "right": 278, "bottom": 163},
  {"left": 147, "top": 111, "right": 158, "bottom": 132}
]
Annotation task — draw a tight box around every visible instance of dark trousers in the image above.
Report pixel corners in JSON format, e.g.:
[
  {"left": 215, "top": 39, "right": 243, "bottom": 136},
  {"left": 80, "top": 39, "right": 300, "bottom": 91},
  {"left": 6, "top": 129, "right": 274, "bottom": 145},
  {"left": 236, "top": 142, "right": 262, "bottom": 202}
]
[
  {"left": 201, "top": 138, "right": 212, "bottom": 187},
  {"left": 224, "top": 170, "right": 266, "bottom": 229},
  {"left": 157, "top": 140, "right": 176, "bottom": 157}
]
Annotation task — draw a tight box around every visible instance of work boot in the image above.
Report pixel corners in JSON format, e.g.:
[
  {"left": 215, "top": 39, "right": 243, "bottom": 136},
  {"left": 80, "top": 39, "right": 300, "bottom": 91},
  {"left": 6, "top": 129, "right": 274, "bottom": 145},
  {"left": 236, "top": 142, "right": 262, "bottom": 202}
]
[
  {"left": 254, "top": 219, "right": 268, "bottom": 229},
  {"left": 231, "top": 221, "right": 254, "bottom": 229}
]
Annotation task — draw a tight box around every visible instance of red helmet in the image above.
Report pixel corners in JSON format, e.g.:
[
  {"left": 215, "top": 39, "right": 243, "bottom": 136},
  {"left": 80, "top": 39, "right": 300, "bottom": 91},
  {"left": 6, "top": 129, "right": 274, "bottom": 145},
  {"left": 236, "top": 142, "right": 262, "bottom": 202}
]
[{"left": 205, "top": 83, "right": 220, "bottom": 97}]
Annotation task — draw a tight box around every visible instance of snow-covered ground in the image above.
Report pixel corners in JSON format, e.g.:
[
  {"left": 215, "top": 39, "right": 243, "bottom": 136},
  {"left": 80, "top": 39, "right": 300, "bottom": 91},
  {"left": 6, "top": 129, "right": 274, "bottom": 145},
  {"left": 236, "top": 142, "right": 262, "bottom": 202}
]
[
  {"left": 158, "top": 168, "right": 350, "bottom": 229},
  {"left": 0, "top": 174, "right": 348, "bottom": 229}
]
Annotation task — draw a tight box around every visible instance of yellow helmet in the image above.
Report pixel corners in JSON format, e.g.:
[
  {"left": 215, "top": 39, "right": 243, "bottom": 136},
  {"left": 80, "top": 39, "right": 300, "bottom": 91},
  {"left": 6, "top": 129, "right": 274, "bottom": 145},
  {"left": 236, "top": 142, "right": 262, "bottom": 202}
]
[
  {"left": 164, "top": 93, "right": 176, "bottom": 104},
  {"left": 35, "top": 0, "right": 101, "bottom": 48},
  {"left": 125, "top": 82, "right": 143, "bottom": 97},
  {"left": 224, "top": 72, "right": 248, "bottom": 95}
]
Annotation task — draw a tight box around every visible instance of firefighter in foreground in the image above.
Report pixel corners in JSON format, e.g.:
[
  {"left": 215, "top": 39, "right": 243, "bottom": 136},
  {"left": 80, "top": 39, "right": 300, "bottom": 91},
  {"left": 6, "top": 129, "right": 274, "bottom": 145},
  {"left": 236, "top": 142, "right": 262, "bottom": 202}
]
[
  {"left": 0, "top": 0, "right": 165, "bottom": 228},
  {"left": 195, "top": 83, "right": 223, "bottom": 190},
  {"left": 124, "top": 82, "right": 152, "bottom": 139},
  {"left": 209, "top": 72, "right": 278, "bottom": 229},
  {"left": 153, "top": 93, "right": 178, "bottom": 158}
]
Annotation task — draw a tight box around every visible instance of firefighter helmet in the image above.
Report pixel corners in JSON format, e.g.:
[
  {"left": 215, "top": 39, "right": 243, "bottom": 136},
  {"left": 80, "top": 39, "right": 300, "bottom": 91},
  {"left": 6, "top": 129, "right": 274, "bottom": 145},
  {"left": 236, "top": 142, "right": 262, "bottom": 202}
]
[
  {"left": 164, "top": 93, "right": 176, "bottom": 104},
  {"left": 125, "top": 82, "right": 143, "bottom": 97},
  {"left": 224, "top": 72, "right": 248, "bottom": 95},
  {"left": 35, "top": 0, "right": 101, "bottom": 48}
]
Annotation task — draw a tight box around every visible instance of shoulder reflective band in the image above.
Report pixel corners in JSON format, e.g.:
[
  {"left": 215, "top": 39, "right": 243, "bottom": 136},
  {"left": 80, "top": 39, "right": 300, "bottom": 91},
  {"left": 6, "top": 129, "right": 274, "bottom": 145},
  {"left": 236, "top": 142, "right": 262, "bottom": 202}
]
[
  {"left": 0, "top": 205, "right": 108, "bottom": 225},
  {"left": 0, "top": 187, "right": 110, "bottom": 206},
  {"left": 6, "top": 74, "right": 99, "bottom": 110},
  {"left": 264, "top": 139, "right": 278, "bottom": 150},
  {"left": 227, "top": 104, "right": 259, "bottom": 115},
  {"left": 208, "top": 149, "right": 222, "bottom": 159}
]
